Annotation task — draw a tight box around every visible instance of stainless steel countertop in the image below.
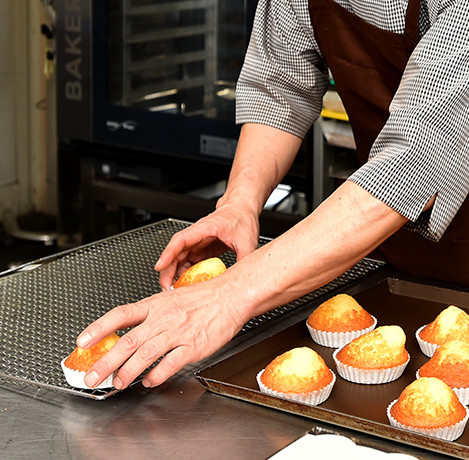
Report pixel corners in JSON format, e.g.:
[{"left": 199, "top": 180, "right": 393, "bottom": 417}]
[
  {"left": 0, "top": 373, "right": 313, "bottom": 459},
  {"left": 0, "top": 317, "right": 451, "bottom": 460},
  {"left": 0, "top": 315, "right": 316, "bottom": 460}
]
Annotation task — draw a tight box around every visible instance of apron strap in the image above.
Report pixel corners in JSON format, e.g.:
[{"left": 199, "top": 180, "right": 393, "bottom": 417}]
[{"left": 404, "top": 0, "right": 421, "bottom": 44}]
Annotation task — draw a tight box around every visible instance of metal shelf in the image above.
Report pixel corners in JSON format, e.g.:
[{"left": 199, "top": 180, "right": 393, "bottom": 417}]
[{"left": 121, "top": 0, "right": 218, "bottom": 113}]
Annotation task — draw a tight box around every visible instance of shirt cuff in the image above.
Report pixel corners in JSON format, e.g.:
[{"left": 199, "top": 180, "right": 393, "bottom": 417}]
[{"left": 348, "top": 156, "right": 466, "bottom": 242}]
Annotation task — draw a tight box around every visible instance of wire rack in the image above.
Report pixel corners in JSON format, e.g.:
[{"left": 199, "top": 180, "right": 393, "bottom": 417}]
[{"left": 0, "top": 218, "right": 384, "bottom": 400}]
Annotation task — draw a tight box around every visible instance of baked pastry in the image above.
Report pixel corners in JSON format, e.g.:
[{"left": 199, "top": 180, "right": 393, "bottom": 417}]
[
  {"left": 333, "top": 325, "right": 409, "bottom": 384},
  {"left": 173, "top": 257, "right": 226, "bottom": 288},
  {"left": 387, "top": 377, "right": 469, "bottom": 441},
  {"left": 257, "top": 347, "right": 336, "bottom": 406},
  {"left": 61, "top": 333, "right": 120, "bottom": 389},
  {"left": 416, "top": 305, "right": 469, "bottom": 357},
  {"left": 417, "top": 339, "right": 469, "bottom": 404},
  {"left": 306, "top": 293, "right": 376, "bottom": 347}
]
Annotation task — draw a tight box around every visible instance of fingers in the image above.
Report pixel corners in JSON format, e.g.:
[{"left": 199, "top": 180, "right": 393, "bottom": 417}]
[
  {"left": 154, "top": 225, "right": 207, "bottom": 272},
  {"left": 156, "top": 235, "right": 216, "bottom": 290},
  {"left": 154, "top": 202, "right": 260, "bottom": 285},
  {"left": 84, "top": 314, "right": 191, "bottom": 389},
  {"left": 85, "top": 326, "right": 170, "bottom": 389},
  {"left": 233, "top": 235, "right": 259, "bottom": 261},
  {"left": 141, "top": 346, "right": 192, "bottom": 387},
  {"left": 76, "top": 299, "right": 150, "bottom": 349},
  {"left": 156, "top": 259, "right": 179, "bottom": 291},
  {"left": 79, "top": 277, "right": 242, "bottom": 390},
  {"left": 154, "top": 230, "right": 202, "bottom": 290},
  {"left": 113, "top": 330, "right": 180, "bottom": 389}
]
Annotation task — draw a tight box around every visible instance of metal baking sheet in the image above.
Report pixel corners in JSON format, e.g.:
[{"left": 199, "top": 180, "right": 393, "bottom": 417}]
[{"left": 195, "top": 277, "right": 469, "bottom": 458}]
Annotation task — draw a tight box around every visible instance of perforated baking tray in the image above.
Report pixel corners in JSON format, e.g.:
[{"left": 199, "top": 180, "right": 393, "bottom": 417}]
[
  {"left": 0, "top": 218, "right": 384, "bottom": 400},
  {"left": 195, "top": 277, "right": 469, "bottom": 458}
]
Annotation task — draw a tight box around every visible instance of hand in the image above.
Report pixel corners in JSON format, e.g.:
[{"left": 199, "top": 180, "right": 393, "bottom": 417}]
[
  {"left": 155, "top": 203, "right": 260, "bottom": 290},
  {"left": 76, "top": 274, "right": 245, "bottom": 389}
]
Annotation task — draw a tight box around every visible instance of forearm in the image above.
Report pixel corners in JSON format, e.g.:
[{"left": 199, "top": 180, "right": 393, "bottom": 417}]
[
  {"left": 77, "top": 178, "right": 408, "bottom": 390},
  {"left": 226, "top": 180, "right": 409, "bottom": 325},
  {"left": 217, "top": 123, "right": 303, "bottom": 216}
]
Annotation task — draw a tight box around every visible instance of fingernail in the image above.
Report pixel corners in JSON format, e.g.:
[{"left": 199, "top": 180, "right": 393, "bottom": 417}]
[
  {"left": 113, "top": 376, "right": 123, "bottom": 390},
  {"left": 85, "top": 370, "right": 99, "bottom": 388},
  {"left": 77, "top": 332, "right": 91, "bottom": 348},
  {"left": 142, "top": 379, "right": 151, "bottom": 388}
]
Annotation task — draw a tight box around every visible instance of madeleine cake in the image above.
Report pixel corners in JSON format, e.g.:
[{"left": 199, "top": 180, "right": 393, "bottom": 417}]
[
  {"left": 417, "top": 339, "right": 469, "bottom": 404},
  {"left": 257, "top": 347, "right": 336, "bottom": 406},
  {"left": 333, "top": 325, "right": 409, "bottom": 384},
  {"left": 173, "top": 257, "right": 226, "bottom": 288},
  {"left": 62, "top": 332, "right": 120, "bottom": 389},
  {"left": 387, "top": 377, "right": 469, "bottom": 441},
  {"left": 416, "top": 305, "right": 469, "bottom": 357},
  {"left": 306, "top": 293, "right": 376, "bottom": 347}
]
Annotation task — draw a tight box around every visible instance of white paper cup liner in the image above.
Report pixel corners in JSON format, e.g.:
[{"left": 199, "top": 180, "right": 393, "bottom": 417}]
[
  {"left": 256, "top": 369, "right": 336, "bottom": 406},
  {"left": 306, "top": 316, "right": 377, "bottom": 348},
  {"left": 61, "top": 358, "right": 115, "bottom": 390},
  {"left": 452, "top": 387, "right": 469, "bottom": 406},
  {"left": 387, "top": 399, "right": 469, "bottom": 441},
  {"left": 333, "top": 348, "right": 410, "bottom": 384},
  {"left": 415, "top": 325, "right": 438, "bottom": 358},
  {"left": 415, "top": 369, "right": 469, "bottom": 405}
]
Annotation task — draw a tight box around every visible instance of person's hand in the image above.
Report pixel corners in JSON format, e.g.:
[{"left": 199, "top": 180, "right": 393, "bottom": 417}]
[
  {"left": 155, "top": 202, "right": 260, "bottom": 290},
  {"left": 76, "top": 273, "right": 247, "bottom": 389}
]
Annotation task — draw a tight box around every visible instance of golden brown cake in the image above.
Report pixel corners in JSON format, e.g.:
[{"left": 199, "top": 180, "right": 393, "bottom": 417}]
[
  {"left": 62, "top": 333, "right": 120, "bottom": 389},
  {"left": 64, "top": 332, "right": 120, "bottom": 372},
  {"left": 387, "top": 377, "right": 468, "bottom": 441},
  {"left": 307, "top": 294, "right": 374, "bottom": 332},
  {"left": 306, "top": 294, "right": 377, "bottom": 347},
  {"left": 173, "top": 257, "right": 226, "bottom": 288},
  {"left": 418, "top": 339, "right": 469, "bottom": 403},
  {"left": 419, "top": 305, "right": 469, "bottom": 343},
  {"left": 417, "top": 305, "right": 469, "bottom": 357},
  {"left": 257, "top": 347, "right": 335, "bottom": 405},
  {"left": 336, "top": 325, "right": 408, "bottom": 369},
  {"left": 333, "top": 325, "right": 409, "bottom": 384}
]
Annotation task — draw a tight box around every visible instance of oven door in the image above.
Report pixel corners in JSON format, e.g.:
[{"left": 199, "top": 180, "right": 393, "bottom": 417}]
[{"left": 56, "top": 0, "right": 258, "bottom": 162}]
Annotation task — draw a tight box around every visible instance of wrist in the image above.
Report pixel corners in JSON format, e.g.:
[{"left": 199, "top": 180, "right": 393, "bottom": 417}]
[{"left": 216, "top": 188, "right": 265, "bottom": 217}]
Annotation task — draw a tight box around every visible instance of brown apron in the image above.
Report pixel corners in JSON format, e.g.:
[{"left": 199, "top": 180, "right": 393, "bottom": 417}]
[{"left": 308, "top": 0, "right": 469, "bottom": 286}]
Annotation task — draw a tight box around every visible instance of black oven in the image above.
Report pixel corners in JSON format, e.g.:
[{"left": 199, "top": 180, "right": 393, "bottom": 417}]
[
  {"left": 56, "top": 0, "right": 259, "bottom": 162},
  {"left": 55, "top": 0, "right": 313, "bottom": 241}
]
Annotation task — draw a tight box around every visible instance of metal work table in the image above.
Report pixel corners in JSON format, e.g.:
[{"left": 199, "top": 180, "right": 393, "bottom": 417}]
[
  {"left": 0, "top": 219, "right": 458, "bottom": 459},
  {"left": 0, "top": 351, "right": 313, "bottom": 459}
]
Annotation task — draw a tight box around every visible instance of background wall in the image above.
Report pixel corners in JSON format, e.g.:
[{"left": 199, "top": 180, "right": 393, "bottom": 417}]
[{"left": 0, "top": 1, "right": 55, "bottom": 224}]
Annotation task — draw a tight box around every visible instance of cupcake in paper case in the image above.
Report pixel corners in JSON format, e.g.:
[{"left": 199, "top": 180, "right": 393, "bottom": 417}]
[
  {"left": 333, "top": 325, "right": 410, "bottom": 384},
  {"left": 62, "top": 332, "right": 120, "bottom": 389},
  {"left": 387, "top": 377, "right": 469, "bottom": 441},
  {"left": 416, "top": 339, "right": 469, "bottom": 405},
  {"left": 415, "top": 325, "right": 438, "bottom": 358},
  {"left": 61, "top": 359, "right": 115, "bottom": 389},
  {"left": 257, "top": 347, "right": 336, "bottom": 406},
  {"left": 416, "top": 305, "right": 469, "bottom": 357},
  {"left": 306, "top": 293, "right": 377, "bottom": 348}
]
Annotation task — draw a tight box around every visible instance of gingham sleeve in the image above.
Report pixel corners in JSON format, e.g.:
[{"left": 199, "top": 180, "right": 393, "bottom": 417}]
[
  {"left": 235, "top": 0, "right": 329, "bottom": 139},
  {"left": 349, "top": 0, "right": 469, "bottom": 241}
]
